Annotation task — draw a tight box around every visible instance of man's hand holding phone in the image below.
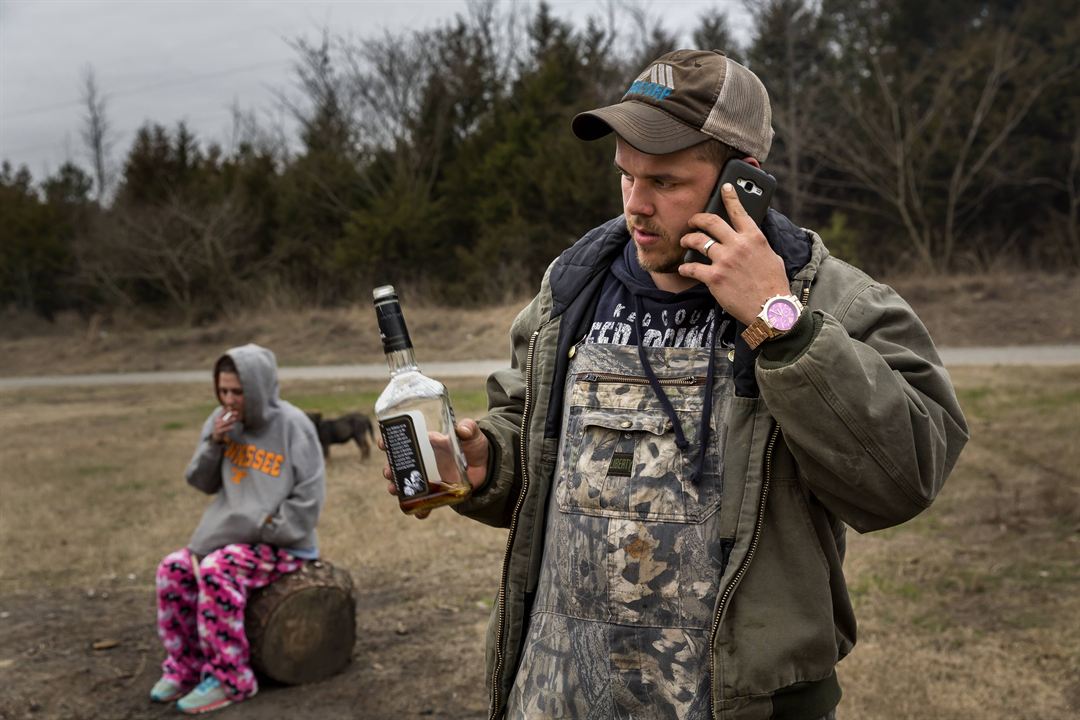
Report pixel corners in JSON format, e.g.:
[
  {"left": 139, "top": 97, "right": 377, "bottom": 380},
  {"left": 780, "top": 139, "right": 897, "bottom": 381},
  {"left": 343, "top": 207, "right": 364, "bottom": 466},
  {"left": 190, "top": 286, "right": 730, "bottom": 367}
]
[
  {"left": 682, "top": 159, "right": 775, "bottom": 267},
  {"left": 679, "top": 182, "right": 792, "bottom": 327}
]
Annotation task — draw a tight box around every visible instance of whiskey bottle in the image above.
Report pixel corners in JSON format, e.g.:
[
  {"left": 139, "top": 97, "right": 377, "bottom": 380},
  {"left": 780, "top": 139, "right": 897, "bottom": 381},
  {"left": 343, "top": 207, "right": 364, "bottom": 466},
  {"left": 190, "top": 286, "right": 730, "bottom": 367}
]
[{"left": 373, "top": 285, "right": 471, "bottom": 515}]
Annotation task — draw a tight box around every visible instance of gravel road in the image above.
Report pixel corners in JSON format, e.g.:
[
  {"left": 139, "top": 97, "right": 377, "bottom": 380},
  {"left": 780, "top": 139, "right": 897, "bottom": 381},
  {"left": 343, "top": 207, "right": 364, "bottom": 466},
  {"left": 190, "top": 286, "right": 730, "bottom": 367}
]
[{"left": 1, "top": 345, "right": 1078, "bottom": 390}]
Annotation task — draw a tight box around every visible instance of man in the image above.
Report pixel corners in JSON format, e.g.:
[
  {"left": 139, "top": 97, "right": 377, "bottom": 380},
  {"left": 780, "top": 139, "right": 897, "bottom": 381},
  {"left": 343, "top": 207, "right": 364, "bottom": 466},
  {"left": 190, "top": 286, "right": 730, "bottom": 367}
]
[
  {"left": 385, "top": 50, "right": 968, "bottom": 719},
  {"left": 151, "top": 344, "right": 325, "bottom": 713}
]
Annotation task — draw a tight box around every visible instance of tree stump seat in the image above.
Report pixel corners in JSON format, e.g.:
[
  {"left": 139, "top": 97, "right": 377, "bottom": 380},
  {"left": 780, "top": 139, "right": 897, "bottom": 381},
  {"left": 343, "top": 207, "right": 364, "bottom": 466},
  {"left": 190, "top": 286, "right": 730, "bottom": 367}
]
[{"left": 245, "top": 559, "right": 356, "bottom": 685}]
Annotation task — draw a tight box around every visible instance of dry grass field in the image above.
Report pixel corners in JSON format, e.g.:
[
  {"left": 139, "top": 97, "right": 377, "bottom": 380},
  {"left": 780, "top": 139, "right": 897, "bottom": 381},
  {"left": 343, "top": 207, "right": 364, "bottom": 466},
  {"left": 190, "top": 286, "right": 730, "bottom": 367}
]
[
  {"left": 1, "top": 271, "right": 1078, "bottom": 718},
  {"left": 2, "top": 271, "right": 1079, "bottom": 378},
  {"left": 1, "top": 363, "right": 1078, "bottom": 719}
]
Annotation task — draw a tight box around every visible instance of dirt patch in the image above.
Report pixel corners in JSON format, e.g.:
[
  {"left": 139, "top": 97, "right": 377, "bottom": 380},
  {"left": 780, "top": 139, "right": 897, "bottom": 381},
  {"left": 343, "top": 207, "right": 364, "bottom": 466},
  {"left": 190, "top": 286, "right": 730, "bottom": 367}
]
[
  {"left": 0, "top": 380, "right": 504, "bottom": 720},
  {"left": 2, "top": 271, "right": 1078, "bottom": 377},
  {"left": 886, "top": 271, "right": 1080, "bottom": 347},
  {"left": 0, "top": 572, "right": 495, "bottom": 720}
]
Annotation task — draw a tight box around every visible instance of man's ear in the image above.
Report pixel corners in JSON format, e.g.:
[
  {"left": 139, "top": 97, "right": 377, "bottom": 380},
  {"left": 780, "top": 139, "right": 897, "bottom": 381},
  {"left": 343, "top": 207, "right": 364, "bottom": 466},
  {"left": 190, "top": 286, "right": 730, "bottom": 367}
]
[{"left": 742, "top": 156, "right": 761, "bottom": 169}]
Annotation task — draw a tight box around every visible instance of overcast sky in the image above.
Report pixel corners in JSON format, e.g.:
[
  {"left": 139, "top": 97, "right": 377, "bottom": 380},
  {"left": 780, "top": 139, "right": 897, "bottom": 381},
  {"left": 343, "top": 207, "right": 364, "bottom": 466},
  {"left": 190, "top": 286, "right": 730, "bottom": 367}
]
[{"left": 0, "top": 0, "right": 751, "bottom": 182}]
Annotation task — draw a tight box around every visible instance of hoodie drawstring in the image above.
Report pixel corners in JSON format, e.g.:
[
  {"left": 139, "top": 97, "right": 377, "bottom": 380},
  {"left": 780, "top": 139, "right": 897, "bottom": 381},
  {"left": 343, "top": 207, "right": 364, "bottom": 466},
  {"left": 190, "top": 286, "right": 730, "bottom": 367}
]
[{"left": 632, "top": 294, "right": 718, "bottom": 485}]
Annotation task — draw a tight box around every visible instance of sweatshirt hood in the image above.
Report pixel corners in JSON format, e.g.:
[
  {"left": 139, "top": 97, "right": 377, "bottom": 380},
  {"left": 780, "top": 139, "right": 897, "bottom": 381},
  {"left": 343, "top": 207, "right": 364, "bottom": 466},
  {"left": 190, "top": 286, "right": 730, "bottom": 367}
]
[
  {"left": 610, "top": 238, "right": 716, "bottom": 304},
  {"left": 609, "top": 237, "right": 719, "bottom": 485},
  {"left": 214, "top": 343, "right": 280, "bottom": 429},
  {"left": 549, "top": 208, "right": 813, "bottom": 317}
]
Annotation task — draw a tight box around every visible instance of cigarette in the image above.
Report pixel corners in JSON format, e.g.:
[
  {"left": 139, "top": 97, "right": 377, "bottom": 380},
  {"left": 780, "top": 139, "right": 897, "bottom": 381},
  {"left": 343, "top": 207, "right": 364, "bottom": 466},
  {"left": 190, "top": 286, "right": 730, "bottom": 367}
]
[{"left": 223, "top": 411, "right": 235, "bottom": 422}]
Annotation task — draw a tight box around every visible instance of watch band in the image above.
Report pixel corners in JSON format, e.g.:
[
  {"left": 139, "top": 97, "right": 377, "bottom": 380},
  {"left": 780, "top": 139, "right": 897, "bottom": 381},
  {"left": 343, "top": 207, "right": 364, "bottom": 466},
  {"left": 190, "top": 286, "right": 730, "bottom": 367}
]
[{"left": 741, "top": 319, "right": 773, "bottom": 350}]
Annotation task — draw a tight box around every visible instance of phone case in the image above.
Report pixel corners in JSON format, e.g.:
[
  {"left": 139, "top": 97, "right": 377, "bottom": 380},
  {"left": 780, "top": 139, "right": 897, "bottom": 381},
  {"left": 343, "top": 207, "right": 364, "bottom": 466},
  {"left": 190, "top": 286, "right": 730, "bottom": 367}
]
[{"left": 683, "top": 160, "right": 776, "bottom": 265}]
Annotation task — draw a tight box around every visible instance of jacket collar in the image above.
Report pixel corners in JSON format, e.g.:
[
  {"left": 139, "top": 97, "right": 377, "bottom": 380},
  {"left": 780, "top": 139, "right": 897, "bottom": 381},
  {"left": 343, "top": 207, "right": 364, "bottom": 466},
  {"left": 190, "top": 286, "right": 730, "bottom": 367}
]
[{"left": 548, "top": 209, "right": 820, "bottom": 311}]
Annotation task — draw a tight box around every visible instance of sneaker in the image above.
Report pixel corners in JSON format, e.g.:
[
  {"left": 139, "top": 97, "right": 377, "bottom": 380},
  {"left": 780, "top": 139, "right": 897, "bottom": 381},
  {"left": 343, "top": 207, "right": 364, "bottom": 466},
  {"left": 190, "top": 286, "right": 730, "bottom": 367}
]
[
  {"left": 176, "top": 676, "right": 233, "bottom": 714},
  {"left": 149, "top": 676, "right": 189, "bottom": 703}
]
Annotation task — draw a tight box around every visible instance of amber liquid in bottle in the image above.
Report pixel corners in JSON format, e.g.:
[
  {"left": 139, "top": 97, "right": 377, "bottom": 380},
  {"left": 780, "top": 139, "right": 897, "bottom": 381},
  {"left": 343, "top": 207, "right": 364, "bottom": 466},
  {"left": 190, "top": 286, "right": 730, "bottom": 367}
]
[{"left": 373, "top": 285, "right": 470, "bottom": 515}]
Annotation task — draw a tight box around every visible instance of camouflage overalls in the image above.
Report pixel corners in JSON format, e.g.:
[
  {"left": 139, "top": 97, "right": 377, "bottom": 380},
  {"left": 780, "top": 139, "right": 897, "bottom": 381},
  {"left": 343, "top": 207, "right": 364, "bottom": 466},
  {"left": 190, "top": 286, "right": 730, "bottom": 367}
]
[{"left": 506, "top": 339, "right": 731, "bottom": 719}]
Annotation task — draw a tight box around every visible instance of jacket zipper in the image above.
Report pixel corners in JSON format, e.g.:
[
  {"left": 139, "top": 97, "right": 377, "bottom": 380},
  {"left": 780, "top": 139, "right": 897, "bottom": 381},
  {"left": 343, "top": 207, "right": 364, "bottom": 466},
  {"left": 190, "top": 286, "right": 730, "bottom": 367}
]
[
  {"left": 708, "top": 420, "right": 781, "bottom": 719},
  {"left": 706, "top": 283, "right": 811, "bottom": 716},
  {"left": 579, "top": 371, "right": 703, "bottom": 386},
  {"left": 489, "top": 328, "right": 541, "bottom": 720}
]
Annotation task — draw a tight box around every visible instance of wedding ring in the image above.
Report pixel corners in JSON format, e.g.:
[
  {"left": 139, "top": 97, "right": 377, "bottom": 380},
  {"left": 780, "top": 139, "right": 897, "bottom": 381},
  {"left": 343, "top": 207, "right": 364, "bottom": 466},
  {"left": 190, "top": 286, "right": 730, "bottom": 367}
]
[{"left": 701, "top": 238, "right": 716, "bottom": 255}]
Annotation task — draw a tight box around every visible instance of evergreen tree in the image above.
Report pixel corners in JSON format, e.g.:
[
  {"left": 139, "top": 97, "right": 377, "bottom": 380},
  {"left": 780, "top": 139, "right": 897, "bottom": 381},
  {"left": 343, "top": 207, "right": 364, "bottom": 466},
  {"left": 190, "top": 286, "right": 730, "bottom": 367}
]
[{"left": 0, "top": 162, "right": 89, "bottom": 318}]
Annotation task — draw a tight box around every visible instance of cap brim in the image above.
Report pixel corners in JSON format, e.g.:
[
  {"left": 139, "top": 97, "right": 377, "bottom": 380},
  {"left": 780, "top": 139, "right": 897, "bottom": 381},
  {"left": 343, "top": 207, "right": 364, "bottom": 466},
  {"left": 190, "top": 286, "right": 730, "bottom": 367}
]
[{"left": 572, "top": 100, "right": 711, "bottom": 155}]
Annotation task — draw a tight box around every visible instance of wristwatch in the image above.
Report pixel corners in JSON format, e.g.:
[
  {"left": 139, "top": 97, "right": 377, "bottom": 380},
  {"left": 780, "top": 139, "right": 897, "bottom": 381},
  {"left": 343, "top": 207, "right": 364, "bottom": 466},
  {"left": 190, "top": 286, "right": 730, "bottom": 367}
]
[{"left": 741, "top": 294, "right": 803, "bottom": 349}]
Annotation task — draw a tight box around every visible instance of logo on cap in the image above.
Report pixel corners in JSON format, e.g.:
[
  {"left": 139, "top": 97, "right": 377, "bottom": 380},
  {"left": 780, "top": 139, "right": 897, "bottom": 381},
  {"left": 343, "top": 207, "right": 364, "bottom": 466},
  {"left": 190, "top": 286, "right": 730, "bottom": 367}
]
[{"left": 626, "top": 63, "right": 676, "bottom": 101}]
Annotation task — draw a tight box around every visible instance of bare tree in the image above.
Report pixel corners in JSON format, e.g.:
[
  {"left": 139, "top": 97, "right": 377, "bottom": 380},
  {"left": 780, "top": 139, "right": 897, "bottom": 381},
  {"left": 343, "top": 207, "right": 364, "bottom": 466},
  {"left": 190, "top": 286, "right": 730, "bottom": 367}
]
[
  {"left": 617, "top": 0, "right": 678, "bottom": 69},
  {"left": 814, "top": 29, "right": 1078, "bottom": 272},
  {"left": 746, "top": 0, "right": 826, "bottom": 221},
  {"left": 1062, "top": 129, "right": 1080, "bottom": 266},
  {"left": 80, "top": 65, "right": 114, "bottom": 203},
  {"left": 227, "top": 99, "right": 286, "bottom": 160},
  {"left": 692, "top": 7, "right": 739, "bottom": 58},
  {"left": 284, "top": 1, "right": 522, "bottom": 199},
  {"left": 79, "top": 194, "right": 256, "bottom": 322},
  {"left": 1030, "top": 127, "right": 1080, "bottom": 267}
]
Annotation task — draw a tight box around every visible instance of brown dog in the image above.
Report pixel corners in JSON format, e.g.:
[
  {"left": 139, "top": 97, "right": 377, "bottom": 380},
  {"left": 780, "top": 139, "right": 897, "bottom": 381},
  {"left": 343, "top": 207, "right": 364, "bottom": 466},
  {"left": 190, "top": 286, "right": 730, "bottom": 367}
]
[{"left": 305, "top": 412, "right": 375, "bottom": 460}]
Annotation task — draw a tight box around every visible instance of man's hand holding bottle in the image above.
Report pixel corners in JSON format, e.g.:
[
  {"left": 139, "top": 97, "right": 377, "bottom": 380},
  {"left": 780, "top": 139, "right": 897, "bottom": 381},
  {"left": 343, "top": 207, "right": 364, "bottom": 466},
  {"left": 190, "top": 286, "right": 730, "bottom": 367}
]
[{"left": 378, "top": 419, "right": 490, "bottom": 519}]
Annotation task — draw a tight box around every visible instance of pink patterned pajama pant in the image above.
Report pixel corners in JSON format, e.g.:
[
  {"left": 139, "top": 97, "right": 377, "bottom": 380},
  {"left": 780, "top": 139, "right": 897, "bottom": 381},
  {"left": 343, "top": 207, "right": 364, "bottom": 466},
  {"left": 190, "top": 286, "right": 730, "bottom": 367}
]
[{"left": 155, "top": 544, "right": 303, "bottom": 700}]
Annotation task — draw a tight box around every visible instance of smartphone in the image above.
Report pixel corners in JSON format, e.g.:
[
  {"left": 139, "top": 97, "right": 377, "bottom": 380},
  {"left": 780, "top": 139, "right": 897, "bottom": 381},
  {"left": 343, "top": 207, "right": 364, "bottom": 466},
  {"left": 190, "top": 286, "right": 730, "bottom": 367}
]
[{"left": 683, "top": 159, "right": 777, "bottom": 265}]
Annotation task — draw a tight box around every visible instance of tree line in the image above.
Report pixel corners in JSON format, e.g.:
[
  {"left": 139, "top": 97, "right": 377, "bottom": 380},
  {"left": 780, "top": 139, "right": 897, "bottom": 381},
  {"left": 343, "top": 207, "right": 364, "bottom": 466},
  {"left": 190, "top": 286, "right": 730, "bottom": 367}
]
[{"left": 2, "top": 0, "right": 1076, "bottom": 322}]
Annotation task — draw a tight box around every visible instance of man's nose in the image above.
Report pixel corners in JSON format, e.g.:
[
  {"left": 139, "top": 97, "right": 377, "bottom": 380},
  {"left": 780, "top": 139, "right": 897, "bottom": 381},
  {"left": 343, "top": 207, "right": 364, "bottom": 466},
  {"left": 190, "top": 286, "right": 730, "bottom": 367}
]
[{"left": 624, "top": 183, "right": 654, "bottom": 217}]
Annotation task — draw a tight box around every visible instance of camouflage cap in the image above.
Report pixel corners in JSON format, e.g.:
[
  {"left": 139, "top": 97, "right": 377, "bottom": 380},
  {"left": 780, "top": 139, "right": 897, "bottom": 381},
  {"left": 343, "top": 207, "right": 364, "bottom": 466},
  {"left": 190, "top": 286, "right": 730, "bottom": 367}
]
[{"left": 572, "top": 49, "right": 774, "bottom": 161}]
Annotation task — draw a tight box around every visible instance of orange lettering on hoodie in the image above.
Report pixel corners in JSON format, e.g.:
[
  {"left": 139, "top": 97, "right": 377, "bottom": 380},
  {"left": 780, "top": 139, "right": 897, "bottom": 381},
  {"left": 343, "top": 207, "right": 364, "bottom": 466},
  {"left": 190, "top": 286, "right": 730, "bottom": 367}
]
[{"left": 223, "top": 440, "right": 284, "bottom": 479}]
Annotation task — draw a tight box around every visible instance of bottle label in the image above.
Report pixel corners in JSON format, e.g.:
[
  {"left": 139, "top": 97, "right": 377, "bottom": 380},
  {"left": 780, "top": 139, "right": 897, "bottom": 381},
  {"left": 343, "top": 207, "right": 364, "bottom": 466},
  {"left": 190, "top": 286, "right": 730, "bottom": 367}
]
[
  {"left": 380, "top": 411, "right": 441, "bottom": 497},
  {"left": 374, "top": 296, "right": 412, "bottom": 353}
]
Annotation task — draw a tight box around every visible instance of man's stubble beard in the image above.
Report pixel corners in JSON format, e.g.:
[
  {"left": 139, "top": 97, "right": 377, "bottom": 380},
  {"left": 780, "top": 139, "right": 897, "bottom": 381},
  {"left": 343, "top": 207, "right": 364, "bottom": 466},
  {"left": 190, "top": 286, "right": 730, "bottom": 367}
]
[{"left": 626, "top": 215, "right": 684, "bottom": 275}]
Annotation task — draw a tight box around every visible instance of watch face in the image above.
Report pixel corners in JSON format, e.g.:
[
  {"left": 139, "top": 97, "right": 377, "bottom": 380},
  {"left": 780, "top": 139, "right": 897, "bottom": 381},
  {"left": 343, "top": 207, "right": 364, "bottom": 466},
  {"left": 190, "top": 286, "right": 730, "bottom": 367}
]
[{"left": 766, "top": 298, "right": 799, "bottom": 331}]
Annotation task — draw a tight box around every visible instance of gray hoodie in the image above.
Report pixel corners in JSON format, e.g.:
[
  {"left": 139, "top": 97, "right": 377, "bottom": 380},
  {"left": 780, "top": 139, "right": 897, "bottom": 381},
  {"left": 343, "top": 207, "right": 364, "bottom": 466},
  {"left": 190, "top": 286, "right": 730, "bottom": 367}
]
[{"left": 186, "top": 344, "right": 325, "bottom": 557}]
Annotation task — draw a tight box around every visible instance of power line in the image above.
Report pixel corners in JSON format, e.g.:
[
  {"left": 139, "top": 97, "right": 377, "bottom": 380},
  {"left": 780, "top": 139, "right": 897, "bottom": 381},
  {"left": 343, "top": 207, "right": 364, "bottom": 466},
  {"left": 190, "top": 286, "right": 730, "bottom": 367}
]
[{"left": 3, "top": 59, "right": 292, "bottom": 120}]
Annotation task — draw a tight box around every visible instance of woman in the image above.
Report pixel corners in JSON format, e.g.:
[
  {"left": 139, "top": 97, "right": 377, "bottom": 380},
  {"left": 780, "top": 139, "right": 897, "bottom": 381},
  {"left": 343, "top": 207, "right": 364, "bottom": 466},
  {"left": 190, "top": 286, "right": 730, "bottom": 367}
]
[{"left": 150, "top": 344, "right": 325, "bottom": 714}]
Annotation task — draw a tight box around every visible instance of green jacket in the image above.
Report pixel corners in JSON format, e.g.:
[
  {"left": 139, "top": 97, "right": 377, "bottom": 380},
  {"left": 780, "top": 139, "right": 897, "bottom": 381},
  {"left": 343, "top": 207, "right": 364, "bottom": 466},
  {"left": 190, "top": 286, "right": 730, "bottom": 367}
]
[{"left": 457, "top": 213, "right": 969, "bottom": 719}]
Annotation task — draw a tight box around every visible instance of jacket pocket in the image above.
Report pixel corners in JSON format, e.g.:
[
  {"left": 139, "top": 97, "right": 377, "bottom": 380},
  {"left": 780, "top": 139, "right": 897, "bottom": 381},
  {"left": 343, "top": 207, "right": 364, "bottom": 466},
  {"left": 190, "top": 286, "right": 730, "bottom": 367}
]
[{"left": 556, "top": 402, "right": 722, "bottom": 523}]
